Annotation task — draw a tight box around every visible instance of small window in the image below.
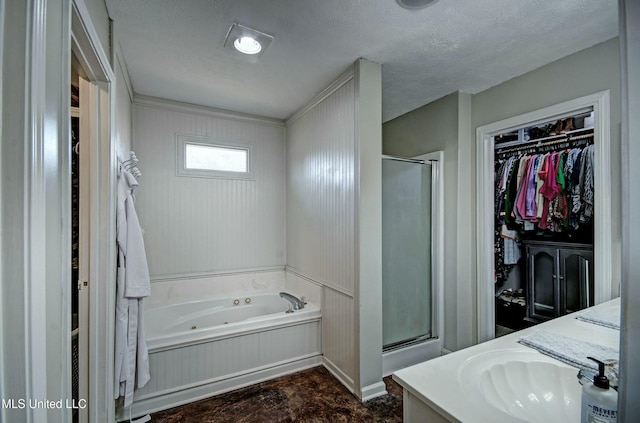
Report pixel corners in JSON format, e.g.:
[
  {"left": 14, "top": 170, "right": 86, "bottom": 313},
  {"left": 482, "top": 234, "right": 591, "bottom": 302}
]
[
  {"left": 177, "top": 135, "right": 254, "bottom": 179},
  {"left": 185, "top": 143, "right": 248, "bottom": 173}
]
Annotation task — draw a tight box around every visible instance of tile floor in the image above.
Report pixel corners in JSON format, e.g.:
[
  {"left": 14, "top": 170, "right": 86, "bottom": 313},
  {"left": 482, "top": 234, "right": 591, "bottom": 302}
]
[{"left": 150, "top": 366, "right": 403, "bottom": 423}]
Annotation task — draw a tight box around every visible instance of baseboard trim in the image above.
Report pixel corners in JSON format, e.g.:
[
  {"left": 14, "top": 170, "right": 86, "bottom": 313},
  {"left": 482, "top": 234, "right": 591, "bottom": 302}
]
[
  {"left": 360, "top": 381, "right": 388, "bottom": 402},
  {"left": 116, "top": 355, "right": 322, "bottom": 421},
  {"left": 322, "top": 357, "right": 355, "bottom": 394}
]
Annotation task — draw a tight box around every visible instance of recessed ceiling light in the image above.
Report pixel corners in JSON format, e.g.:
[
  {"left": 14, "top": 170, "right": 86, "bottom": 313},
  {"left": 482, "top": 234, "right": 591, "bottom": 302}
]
[
  {"left": 224, "top": 23, "right": 273, "bottom": 57},
  {"left": 234, "top": 36, "right": 262, "bottom": 55},
  {"left": 396, "top": 0, "right": 439, "bottom": 10}
]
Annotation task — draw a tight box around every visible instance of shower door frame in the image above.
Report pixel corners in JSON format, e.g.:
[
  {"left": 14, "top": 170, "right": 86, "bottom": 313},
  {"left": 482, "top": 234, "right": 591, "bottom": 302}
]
[
  {"left": 421, "top": 151, "right": 445, "bottom": 346},
  {"left": 381, "top": 151, "right": 444, "bottom": 375}
]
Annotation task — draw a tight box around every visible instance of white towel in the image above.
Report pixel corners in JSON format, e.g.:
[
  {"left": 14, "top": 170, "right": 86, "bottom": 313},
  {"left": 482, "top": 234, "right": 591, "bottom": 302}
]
[
  {"left": 519, "top": 330, "right": 618, "bottom": 371},
  {"left": 576, "top": 308, "right": 620, "bottom": 330}
]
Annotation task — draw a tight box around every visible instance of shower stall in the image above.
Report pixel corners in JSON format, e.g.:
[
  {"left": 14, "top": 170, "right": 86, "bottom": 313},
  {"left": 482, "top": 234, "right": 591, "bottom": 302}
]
[{"left": 382, "top": 153, "right": 442, "bottom": 374}]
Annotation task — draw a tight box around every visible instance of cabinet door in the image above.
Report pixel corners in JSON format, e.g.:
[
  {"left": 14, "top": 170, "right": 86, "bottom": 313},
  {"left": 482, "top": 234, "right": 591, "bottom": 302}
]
[
  {"left": 526, "top": 246, "right": 559, "bottom": 321},
  {"left": 560, "top": 248, "right": 594, "bottom": 313}
]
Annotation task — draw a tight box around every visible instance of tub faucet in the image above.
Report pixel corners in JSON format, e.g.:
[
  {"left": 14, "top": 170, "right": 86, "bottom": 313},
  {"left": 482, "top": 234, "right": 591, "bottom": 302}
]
[{"left": 279, "top": 292, "right": 305, "bottom": 310}]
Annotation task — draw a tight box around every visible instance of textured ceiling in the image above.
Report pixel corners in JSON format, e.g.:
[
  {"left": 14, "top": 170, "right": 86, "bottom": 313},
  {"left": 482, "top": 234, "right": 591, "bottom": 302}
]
[{"left": 105, "top": 0, "right": 618, "bottom": 122}]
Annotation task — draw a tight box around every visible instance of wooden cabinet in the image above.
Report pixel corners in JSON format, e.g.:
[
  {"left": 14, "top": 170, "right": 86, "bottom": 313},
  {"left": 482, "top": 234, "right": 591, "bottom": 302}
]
[{"left": 524, "top": 241, "right": 593, "bottom": 323}]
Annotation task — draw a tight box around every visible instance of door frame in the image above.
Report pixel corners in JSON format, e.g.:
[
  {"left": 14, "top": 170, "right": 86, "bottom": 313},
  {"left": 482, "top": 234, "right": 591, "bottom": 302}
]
[
  {"left": 381, "top": 151, "right": 445, "bottom": 376},
  {"left": 71, "top": 1, "right": 116, "bottom": 421},
  {"left": 475, "top": 91, "right": 612, "bottom": 343},
  {"left": 418, "top": 151, "right": 445, "bottom": 347}
]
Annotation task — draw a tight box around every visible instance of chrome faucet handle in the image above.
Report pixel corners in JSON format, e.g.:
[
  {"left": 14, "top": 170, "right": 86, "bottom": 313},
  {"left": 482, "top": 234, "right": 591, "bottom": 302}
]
[{"left": 301, "top": 296, "right": 307, "bottom": 304}]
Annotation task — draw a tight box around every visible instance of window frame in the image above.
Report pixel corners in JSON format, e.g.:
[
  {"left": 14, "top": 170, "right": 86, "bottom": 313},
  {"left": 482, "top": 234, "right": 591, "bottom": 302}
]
[{"left": 176, "top": 134, "right": 255, "bottom": 180}]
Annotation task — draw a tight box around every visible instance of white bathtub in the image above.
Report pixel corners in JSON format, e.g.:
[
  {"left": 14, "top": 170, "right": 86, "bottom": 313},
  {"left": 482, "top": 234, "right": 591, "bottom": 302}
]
[
  {"left": 117, "top": 293, "right": 322, "bottom": 420},
  {"left": 145, "top": 293, "right": 320, "bottom": 350}
]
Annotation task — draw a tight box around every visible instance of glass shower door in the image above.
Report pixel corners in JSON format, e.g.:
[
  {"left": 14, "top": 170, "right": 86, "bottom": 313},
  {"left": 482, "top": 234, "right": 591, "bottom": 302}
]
[{"left": 382, "top": 157, "right": 432, "bottom": 349}]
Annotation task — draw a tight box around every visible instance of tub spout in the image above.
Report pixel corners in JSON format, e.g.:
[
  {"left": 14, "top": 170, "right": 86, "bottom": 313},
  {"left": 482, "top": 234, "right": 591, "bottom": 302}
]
[{"left": 279, "top": 292, "right": 305, "bottom": 310}]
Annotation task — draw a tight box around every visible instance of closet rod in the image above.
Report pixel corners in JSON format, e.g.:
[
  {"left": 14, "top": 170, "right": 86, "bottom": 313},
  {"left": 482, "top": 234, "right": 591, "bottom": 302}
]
[{"left": 568, "top": 133, "right": 596, "bottom": 141}]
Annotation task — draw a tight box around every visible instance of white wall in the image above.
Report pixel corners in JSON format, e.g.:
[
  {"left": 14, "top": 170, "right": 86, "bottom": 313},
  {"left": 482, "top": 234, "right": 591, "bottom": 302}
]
[
  {"left": 113, "top": 41, "right": 133, "bottom": 159},
  {"left": 287, "top": 70, "right": 358, "bottom": 387},
  {"left": 286, "top": 60, "right": 384, "bottom": 399},
  {"left": 286, "top": 75, "right": 356, "bottom": 293},
  {"left": 84, "top": 0, "right": 111, "bottom": 60},
  {"left": 1, "top": 1, "right": 74, "bottom": 421},
  {"left": 132, "top": 97, "right": 286, "bottom": 279},
  {"left": 618, "top": 0, "right": 640, "bottom": 419},
  {"left": 354, "top": 59, "right": 385, "bottom": 400}
]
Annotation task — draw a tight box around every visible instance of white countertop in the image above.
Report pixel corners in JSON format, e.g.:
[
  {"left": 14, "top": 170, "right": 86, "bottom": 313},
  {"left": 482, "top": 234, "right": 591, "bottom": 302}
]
[{"left": 393, "top": 299, "right": 621, "bottom": 423}]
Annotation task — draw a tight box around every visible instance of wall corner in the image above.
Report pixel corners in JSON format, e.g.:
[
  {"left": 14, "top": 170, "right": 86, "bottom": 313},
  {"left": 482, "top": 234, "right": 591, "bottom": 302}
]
[
  {"left": 454, "top": 91, "right": 476, "bottom": 350},
  {"left": 354, "top": 58, "right": 384, "bottom": 399}
]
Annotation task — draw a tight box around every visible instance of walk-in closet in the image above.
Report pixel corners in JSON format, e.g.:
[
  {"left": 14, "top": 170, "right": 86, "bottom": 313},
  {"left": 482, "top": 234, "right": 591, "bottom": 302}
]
[
  {"left": 493, "top": 112, "right": 596, "bottom": 336},
  {"left": 71, "top": 53, "right": 90, "bottom": 423},
  {"left": 71, "top": 82, "right": 80, "bottom": 423}
]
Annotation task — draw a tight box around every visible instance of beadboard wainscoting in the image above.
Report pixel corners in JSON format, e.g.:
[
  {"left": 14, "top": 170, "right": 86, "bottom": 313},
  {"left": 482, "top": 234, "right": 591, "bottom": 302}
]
[
  {"left": 286, "top": 70, "right": 358, "bottom": 392},
  {"left": 115, "top": 310, "right": 321, "bottom": 420},
  {"left": 132, "top": 96, "right": 286, "bottom": 279},
  {"left": 285, "top": 60, "right": 384, "bottom": 400},
  {"left": 285, "top": 76, "right": 357, "bottom": 295},
  {"left": 321, "top": 287, "right": 357, "bottom": 389}
]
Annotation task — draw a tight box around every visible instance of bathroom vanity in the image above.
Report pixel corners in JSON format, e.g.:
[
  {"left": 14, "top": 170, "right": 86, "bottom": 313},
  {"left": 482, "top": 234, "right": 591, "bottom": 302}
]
[{"left": 393, "top": 299, "right": 620, "bottom": 423}]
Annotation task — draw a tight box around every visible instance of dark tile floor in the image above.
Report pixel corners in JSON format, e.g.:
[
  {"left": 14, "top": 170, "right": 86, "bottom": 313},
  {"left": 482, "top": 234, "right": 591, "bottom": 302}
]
[{"left": 151, "top": 366, "right": 403, "bottom": 423}]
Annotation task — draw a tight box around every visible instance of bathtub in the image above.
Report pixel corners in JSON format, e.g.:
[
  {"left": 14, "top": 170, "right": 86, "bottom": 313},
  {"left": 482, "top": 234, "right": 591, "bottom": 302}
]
[{"left": 116, "top": 293, "right": 322, "bottom": 420}]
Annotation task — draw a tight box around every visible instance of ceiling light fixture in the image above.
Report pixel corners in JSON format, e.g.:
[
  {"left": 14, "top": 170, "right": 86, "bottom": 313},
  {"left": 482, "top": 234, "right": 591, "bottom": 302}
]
[
  {"left": 224, "top": 23, "right": 273, "bottom": 57},
  {"left": 396, "top": 0, "right": 439, "bottom": 10},
  {"left": 233, "top": 36, "right": 262, "bottom": 55}
]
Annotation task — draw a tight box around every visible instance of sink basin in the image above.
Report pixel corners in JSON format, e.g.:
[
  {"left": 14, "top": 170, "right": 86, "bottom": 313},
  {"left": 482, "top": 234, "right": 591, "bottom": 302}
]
[
  {"left": 480, "top": 361, "right": 581, "bottom": 423},
  {"left": 458, "top": 349, "right": 581, "bottom": 423}
]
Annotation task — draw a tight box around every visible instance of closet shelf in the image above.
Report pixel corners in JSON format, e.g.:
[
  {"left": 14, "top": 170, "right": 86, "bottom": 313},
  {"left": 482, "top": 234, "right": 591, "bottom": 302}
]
[
  {"left": 496, "top": 126, "right": 594, "bottom": 150},
  {"left": 495, "top": 128, "right": 593, "bottom": 157}
]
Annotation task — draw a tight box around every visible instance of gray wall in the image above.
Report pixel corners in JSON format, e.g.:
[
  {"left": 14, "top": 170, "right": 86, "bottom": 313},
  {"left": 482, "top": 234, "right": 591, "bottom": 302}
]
[
  {"left": 471, "top": 38, "right": 622, "bottom": 299},
  {"left": 383, "top": 91, "right": 460, "bottom": 157},
  {"left": 382, "top": 38, "right": 621, "bottom": 351}
]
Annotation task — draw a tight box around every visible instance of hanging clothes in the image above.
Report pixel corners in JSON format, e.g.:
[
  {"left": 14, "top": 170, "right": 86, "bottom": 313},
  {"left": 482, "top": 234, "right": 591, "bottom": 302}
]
[
  {"left": 580, "top": 144, "right": 595, "bottom": 223},
  {"left": 114, "top": 169, "right": 151, "bottom": 409},
  {"left": 496, "top": 144, "right": 594, "bottom": 234},
  {"left": 501, "top": 225, "right": 521, "bottom": 265},
  {"left": 494, "top": 139, "right": 594, "bottom": 283}
]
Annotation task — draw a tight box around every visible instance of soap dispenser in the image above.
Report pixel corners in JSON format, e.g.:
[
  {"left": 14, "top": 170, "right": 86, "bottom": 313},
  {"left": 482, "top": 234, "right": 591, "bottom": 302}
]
[{"left": 581, "top": 357, "right": 618, "bottom": 423}]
